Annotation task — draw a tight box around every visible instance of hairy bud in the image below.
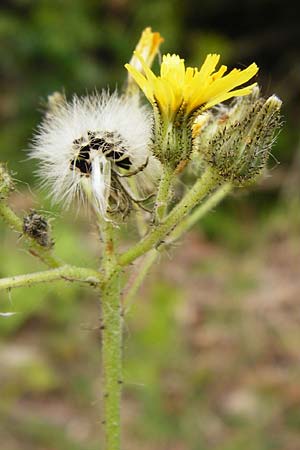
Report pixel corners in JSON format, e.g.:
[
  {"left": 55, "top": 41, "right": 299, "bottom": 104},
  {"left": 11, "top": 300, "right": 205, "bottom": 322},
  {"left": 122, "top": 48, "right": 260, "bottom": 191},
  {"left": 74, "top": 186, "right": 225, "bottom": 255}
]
[
  {"left": 0, "top": 163, "right": 14, "bottom": 200},
  {"left": 152, "top": 104, "right": 193, "bottom": 170},
  {"left": 194, "top": 88, "right": 282, "bottom": 186}
]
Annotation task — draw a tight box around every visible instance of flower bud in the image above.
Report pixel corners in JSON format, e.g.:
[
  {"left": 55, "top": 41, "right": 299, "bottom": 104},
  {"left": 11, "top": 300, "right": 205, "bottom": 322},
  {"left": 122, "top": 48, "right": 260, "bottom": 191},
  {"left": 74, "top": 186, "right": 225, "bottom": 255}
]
[
  {"left": 151, "top": 104, "right": 193, "bottom": 170},
  {"left": 194, "top": 89, "right": 282, "bottom": 186},
  {"left": 46, "top": 91, "right": 67, "bottom": 115},
  {"left": 126, "top": 27, "right": 164, "bottom": 97},
  {"left": 0, "top": 163, "right": 14, "bottom": 200}
]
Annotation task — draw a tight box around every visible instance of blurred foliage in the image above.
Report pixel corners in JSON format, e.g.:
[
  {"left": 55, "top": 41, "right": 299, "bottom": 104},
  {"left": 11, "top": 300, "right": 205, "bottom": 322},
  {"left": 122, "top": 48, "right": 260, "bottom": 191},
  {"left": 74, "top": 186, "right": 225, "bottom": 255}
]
[{"left": 1, "top": 0, "right": 300, "bottom": 449}]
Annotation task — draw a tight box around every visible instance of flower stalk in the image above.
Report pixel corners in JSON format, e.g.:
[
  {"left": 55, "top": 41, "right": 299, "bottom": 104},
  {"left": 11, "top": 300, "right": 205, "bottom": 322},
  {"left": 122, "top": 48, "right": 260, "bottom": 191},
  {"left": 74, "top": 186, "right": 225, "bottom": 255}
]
[
  {"left": 0, "top": 265, "right": 101, "bottom": 292},
  {"left": 0, "top": 201, "right": 62, "bottom": 268},
  {"left": 119, "top": 167, "right": 220, "bottom": 266},
  {"left": 154, "top": 166, "right": 174, "bottom": 222},
  {"left": 100, "top": 268, "right": 122, "bottom": 450},
  {"left": 167, "top": 182, "right": 232, "bottom": 243}
]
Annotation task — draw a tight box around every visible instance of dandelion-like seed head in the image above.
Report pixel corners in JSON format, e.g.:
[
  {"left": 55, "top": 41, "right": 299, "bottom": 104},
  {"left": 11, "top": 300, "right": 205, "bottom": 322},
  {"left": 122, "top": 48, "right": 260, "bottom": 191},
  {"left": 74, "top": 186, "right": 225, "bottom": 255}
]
[{"left": 30, "top": 91, "right": 155, "bottom": 219}]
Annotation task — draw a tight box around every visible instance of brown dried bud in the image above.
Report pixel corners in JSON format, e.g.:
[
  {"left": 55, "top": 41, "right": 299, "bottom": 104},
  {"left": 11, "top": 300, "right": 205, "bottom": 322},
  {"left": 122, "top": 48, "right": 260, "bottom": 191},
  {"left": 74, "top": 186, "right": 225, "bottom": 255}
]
[{"left": 23, "top": 210, "right": 54, "bottom": 248}]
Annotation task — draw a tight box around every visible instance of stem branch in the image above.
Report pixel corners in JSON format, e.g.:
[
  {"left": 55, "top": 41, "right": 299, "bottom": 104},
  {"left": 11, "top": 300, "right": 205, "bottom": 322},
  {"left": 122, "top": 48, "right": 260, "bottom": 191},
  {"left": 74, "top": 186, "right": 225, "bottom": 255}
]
[
  {"left": 167, "top": 182, "right": 232, "bottom": 243},
  {"left": 0, "top": 265, "right": 102, "bottom": 292},
  {"left": 119, "top": 167, "right": 219, "bottom": 266}
]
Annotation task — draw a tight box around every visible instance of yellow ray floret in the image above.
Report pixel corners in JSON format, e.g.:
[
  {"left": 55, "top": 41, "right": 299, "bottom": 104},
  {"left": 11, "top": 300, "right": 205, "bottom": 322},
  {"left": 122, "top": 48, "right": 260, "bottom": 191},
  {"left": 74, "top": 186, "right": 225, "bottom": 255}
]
[{"left": 125, "top": 52, "right": 258, "bottom": 119}]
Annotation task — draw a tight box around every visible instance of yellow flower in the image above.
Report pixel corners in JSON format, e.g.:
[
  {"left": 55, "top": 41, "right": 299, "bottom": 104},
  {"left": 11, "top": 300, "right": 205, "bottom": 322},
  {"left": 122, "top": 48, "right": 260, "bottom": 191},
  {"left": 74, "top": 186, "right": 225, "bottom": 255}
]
[{"left": 125, "top": 52, "right": 259, "bottom": 120}]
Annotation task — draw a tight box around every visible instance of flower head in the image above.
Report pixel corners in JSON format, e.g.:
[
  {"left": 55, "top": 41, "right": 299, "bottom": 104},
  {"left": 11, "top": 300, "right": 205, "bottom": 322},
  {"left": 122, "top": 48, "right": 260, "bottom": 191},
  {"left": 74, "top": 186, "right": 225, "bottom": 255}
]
[
  {"left": 30, "top": 91, "right": 155, "bottom": 220},
  {"left": 125, "top": 51, "right": 258, "bottom": 170},
  {"left": 125, "top": 52, "right": 258, "bottom": 121}
]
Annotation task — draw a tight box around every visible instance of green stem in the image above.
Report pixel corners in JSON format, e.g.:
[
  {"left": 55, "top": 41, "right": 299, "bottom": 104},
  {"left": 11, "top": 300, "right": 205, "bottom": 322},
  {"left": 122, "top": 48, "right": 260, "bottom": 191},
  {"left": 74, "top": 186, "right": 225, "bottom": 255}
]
[
  {"left": 99, "top": 220, "right": 122, "bottom": 450},
  {"left": 167, "top": 182, "right": 232, "bottom": 243},
  {"left": 154, "top": 167, "right": 174, "bottom": 222},
  {"left": 0, "top": 265, "right": 102, "bottom": 292},
  {"left": 119, "top": 167, "right": 219, "bottom": 267},
  {"left": 0, "top": 201, "right": 22, "bottom": 231},
  {"left": 0, "top": 202, "right": 62, "bottom": 268}
]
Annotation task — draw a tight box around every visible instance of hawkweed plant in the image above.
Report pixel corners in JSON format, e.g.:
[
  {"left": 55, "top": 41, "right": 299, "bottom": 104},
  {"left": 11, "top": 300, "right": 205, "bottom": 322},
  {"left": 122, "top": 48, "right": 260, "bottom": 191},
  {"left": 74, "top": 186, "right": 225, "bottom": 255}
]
[{"left": 0, "top": 28, "right": 282, "bottom": 450}]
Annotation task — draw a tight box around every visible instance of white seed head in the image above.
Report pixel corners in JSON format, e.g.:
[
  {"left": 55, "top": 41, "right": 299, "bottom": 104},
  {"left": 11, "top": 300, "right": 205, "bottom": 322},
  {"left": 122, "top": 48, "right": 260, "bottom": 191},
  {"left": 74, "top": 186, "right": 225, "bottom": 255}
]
[{"left": 30, "top": 91, "right": 156, "bottom": 218}]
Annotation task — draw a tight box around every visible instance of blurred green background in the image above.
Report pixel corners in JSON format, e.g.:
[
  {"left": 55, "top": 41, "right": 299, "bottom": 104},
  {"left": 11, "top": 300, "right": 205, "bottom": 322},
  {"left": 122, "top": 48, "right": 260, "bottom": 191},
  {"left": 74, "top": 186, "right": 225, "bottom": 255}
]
[{"left": 1, "top": 1, "right": 300, "bottom": 449}]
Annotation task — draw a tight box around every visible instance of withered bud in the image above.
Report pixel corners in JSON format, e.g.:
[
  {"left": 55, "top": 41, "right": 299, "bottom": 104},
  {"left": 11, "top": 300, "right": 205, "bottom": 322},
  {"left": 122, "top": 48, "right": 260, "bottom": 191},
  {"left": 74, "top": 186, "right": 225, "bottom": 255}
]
[
  {"left": 194, "top": 88, "right": 282, "bottom": 186},
  {"left": 23, "top": 210, "right": 54, "bottom": 248},
  {"left": 46, "top": 91, "right": 67, "bottom": 115},
  {"left": 0, "top": 163, "right": 14, "bottom": 200}
]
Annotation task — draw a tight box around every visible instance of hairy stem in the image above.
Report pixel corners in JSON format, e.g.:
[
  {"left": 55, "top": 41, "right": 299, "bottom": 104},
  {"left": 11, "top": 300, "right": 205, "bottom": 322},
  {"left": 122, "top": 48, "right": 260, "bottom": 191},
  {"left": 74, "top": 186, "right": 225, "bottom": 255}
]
[
  {"left": 119, "top": 167, "right": 220, "bottom": 267},
  {"left": 99, "top": 220, "right": 123, "bottom": 450},
  {"left": 167, "top": 182, "right": 232, "bottom": 243},
  {"left": 0, "top": 202, "right": 62, "bottom": 268},
  {"left": 0, "top": 265, "right": 102, "bottom": 292},
  {"left": 154, "top": 166, "right": 174, "bottom": 222}
]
